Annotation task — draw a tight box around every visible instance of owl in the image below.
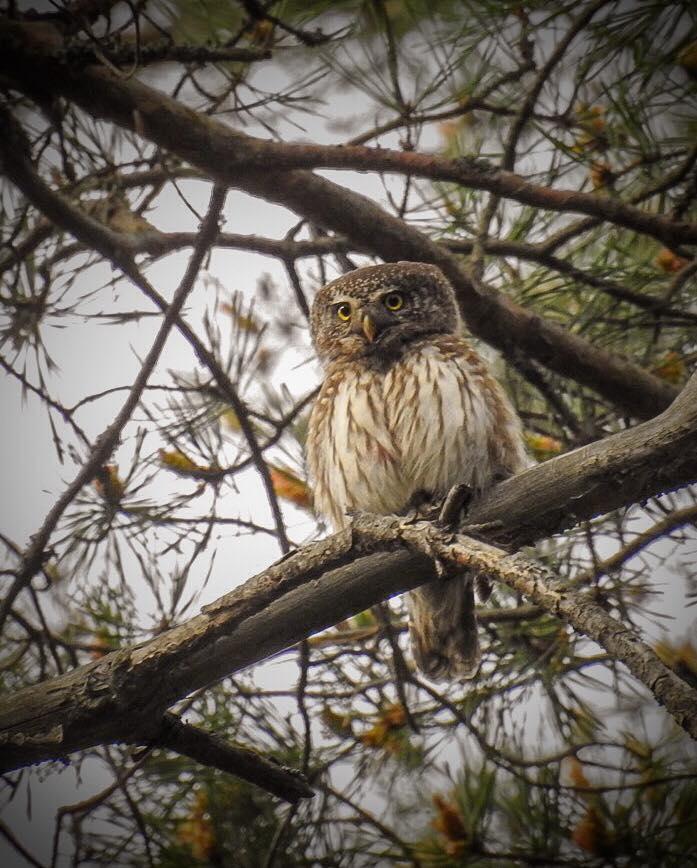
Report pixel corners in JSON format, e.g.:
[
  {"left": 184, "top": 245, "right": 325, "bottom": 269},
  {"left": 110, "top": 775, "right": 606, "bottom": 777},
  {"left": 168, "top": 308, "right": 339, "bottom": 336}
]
[{"left": 306, "top": 262, "right": 528, "bottom": 680}]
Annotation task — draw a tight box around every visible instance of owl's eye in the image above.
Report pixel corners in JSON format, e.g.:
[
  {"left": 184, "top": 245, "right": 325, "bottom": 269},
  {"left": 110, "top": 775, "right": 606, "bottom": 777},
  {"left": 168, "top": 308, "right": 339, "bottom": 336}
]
[
  {"left": 336, "top": 303, "right": 352, "bottom": 322},
  {"left": 383, "top": 291, "right": 404, "bottom": 311}
]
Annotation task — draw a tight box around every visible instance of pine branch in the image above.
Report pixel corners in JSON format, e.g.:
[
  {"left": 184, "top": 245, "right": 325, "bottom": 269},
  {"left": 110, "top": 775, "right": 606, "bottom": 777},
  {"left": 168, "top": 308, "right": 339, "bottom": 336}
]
[
  {"left": 0, "top": 112, "right": 227, "bottom": 630},
  {"left": 53, "top": 39, "right": 272, "bottom": 67}
]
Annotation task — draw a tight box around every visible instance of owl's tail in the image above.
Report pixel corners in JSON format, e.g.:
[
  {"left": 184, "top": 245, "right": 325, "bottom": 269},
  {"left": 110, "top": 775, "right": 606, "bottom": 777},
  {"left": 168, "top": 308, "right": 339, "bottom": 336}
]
[{"left": 407, "top": 576, "right": 481, "bottom": 681}]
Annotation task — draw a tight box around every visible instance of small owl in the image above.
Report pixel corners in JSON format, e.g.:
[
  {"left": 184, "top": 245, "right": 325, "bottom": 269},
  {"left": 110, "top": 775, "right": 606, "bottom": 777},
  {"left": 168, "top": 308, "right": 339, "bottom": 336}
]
[{"left": 306, "top": 262, "right": 527, "bottom": 680}]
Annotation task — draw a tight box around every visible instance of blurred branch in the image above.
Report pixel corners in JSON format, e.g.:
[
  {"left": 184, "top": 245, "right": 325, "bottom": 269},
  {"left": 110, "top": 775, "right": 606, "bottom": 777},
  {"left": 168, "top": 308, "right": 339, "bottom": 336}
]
[
  {"left": 0, "top": 356, "right": 91, "bottom": 447},
  {"left": 373, "top": 602, "right": 419, "bottom": 733},
  {"left": 346, "top": 63, "right": 536, "bottom": 146},
  {"left": 499, "top": 0, "right": 609, "bottom": 173},
  {"left": 238, "top": 0, "right": 334, "bottom": 47},
  {"left": 0, "top": 818, "right": 47, "bottom": 868},
  {"left": 575, "top": 502, "right": 697, "bottom": 584},
  {"left": 0, "top": 103, "right": 292, "bottom": 558},
  {"left": 11, "top": 36, "right": 686, "bottom": 247},
  {"left": 474, "top": 0, "right": 609, "bottom": 251},
  {"left": 15, "top": 217, "right": 692, "bottom": 327},
  {"left": 322, "top": 783, "right": 421, "bottom": 866},
  {"left": 539, "top": 142, "right": 697, "bottom": 255},
  {"left": 226, "top": 146, "right": 697, "bottom": 246},
  {"left": 308, "top": 602, "right": 543, "bottom": 648},
  {"left": 353, "top": 514, "right": 697, "bottom": 743},
  {"left": 0, "top": 214, "right": 55, "bottom": 275},
  {"left": 0, "top": 223, "right": 353, "bottom": 278},
  {"left": 1, "top": 371, "right": 696, "bottom": 771},
  {"left": 445, "top": 238, "right": 697, "bottom": 324}
]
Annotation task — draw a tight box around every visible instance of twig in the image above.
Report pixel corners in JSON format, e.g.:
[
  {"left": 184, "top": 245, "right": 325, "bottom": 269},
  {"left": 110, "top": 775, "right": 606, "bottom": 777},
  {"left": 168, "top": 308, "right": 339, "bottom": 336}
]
[
  {"left": 575, "top": 502, "right": 697, "bottom": 584},
  {"left": 0, "top": 817, "right": 47, "bottom": 868},
  {"left": 0, "top": 108, "right": 226, "bottom": 629},
  {"left": 155, "top": 713, "right": 313, "bottom": 804}
]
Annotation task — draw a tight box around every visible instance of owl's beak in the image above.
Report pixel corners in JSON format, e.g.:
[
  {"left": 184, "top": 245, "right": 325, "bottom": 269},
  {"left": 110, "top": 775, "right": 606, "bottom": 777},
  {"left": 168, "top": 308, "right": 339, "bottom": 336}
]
[
  {"left": 361, "top": 314, "right": 377, "bottom": 342},
  {"left": 352, "top": 304, "right": 393, "bottom": 343}
]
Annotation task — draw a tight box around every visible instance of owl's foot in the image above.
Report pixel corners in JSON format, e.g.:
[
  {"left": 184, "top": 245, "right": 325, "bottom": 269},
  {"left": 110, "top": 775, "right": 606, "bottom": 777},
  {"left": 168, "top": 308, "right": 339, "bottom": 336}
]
[{"left": 438, "top": 483, "right": 473, "bottom": 529}]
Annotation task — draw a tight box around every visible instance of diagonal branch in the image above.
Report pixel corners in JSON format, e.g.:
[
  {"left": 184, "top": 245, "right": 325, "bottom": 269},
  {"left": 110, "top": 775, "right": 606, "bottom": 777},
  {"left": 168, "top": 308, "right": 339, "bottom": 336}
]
[
  {"left": 353, "top": 515, "right": 697, "bottom": 741},
  {"left": 0, "top": 104, "right": 291, "bottom": 558},
  {"left": 1, "top": 372, "right": 695, "bottom": 772},
  {"left": 51, "top": 39, "right": 272, "bottom": 67},
  {"left": 4, "top": 18, "right": 691, "bottom": 245},
  {"left": 154, "top": 713, "right": 313, "bottom": 804}
]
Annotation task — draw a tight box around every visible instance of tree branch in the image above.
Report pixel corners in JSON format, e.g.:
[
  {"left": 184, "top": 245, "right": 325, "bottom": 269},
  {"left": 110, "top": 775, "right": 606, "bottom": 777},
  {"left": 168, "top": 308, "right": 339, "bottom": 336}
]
[
  {"left": 0, "top": 104, "right": 292, "bottom": 557},
  {"left": 0, "top": 115, "right": 227, "bottom": 628},
  {"left": 0, "top": 16, "right": 681, "bottom": 420},
  {"left": 352, "top": 514, "right": 697, "bottom": 741},
  {"left": 153, "top": 713, "right": 313, "bottom": 804},
  {"left": 54, "top": 38, "right": 272, "bottom": 68},
  {"left": 1, "top": 372, "right": 695, "bottom": 772}
]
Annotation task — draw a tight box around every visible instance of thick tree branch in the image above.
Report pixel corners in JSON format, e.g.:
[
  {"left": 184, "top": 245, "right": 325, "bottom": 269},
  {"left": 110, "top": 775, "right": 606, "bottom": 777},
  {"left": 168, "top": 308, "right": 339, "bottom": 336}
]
[
  {"left": 1, "top": 372, "right": 696, "bottom": 772},
  {"left": 5, "top": 20, "right": 689, "bottom": 246},
  {"left": 0, "top": 17, "right": 680, "bottom": 420},
  {"left": 33, "top": 223, "right": 695, "bottom": 325},
  {"left": 445, "top": 238, "right": 697, "bottom": 323},
  {"left": 176, "top": 145, "right": 697, "bottom": 248},
  {"left": 353, "top": 515, "right": 697, "bottom": 741},
  {"left": 465, "top": 370, "right": 697, "bottom": 548}
]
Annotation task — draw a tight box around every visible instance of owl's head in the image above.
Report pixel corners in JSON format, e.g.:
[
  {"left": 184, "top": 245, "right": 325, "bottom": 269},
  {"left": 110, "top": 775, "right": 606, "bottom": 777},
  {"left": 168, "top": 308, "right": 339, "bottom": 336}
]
[{"left": 310, "top": 262, "right": 461, "bottom": 365}]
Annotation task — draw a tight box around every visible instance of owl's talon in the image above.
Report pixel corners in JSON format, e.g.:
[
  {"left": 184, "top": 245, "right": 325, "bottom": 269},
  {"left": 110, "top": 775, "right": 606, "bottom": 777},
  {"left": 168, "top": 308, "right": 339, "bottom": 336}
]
[
  {"left": 434, "top": 559, "right": 446, "bottom": 579},
  {"left": 401, "top": 488, "right": 439, "bottom": 523},
  {"left": 475, "top": 575, "right": 493, "bottom": 602},
  {"left": 438, "top": 483, "right": 473, "bottom": 528}
]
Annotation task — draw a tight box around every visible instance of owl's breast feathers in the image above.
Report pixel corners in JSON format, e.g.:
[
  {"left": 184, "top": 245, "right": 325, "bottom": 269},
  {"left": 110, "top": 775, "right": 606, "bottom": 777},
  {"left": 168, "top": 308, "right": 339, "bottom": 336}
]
[{"left": 307, "top": 335, "right": 527, "bottom": 529}]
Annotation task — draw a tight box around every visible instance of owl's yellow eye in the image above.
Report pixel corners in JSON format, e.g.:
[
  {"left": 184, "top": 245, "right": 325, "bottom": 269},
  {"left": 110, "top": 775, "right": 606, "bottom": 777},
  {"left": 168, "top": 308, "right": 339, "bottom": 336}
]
[
  {"left": 336, "top": 303, "right": 352, "bottom": 322},
  {"left": 384, "top": 292, "right": 404, "bottom": 311}
]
